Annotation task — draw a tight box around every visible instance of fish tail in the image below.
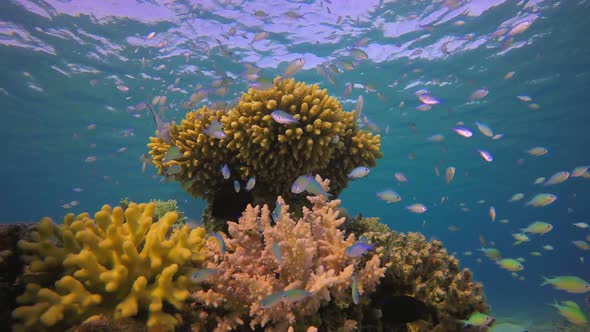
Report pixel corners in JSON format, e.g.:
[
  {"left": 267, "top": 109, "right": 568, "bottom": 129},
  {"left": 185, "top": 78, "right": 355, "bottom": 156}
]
[{"left": 540, "top": 276, "right": 551, "bottom": 286}]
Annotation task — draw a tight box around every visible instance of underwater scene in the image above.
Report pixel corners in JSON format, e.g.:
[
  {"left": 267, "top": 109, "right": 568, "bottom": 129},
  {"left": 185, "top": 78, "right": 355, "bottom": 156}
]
[{"left": 0, "top": 0, "right": 589, "bottom": 331}]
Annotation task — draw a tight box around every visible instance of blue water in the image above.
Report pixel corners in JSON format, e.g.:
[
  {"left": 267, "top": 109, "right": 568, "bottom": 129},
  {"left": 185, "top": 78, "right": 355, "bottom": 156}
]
[{"left": 1, "top": 0, "right": 589, "bottom": 328}]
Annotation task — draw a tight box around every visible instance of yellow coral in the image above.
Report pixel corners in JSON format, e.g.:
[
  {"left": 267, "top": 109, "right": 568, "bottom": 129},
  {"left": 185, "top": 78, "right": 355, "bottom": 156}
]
[
  {"left": 148, "top": 106, "right": 230, "bottom": 199},
  {"left": 222, "top": 77, "right": 381, "bottom": 197},
  {"left": 13, "top": 202, "right": 207, "bottom": 332},
  {"left": 147, "top": 77, "right": 382, "bottom": 203}
]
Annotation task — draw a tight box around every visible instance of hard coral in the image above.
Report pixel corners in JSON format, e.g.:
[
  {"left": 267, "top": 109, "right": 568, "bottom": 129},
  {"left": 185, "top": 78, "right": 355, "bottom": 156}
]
[
  {"left": 188, "top": 176, "right": 386, "bottom": 331},
  {"left": 147, "top": 77, "right": 382, "bottom": 228},
  {"left": 148, "top": 106, "right": 230, "bottom": 200},
  {"left": 13, "top": 202, "right": 208, "bottom": 332},
  {"left": 352, "top": 219, "right": 489, "bottom": 332}
]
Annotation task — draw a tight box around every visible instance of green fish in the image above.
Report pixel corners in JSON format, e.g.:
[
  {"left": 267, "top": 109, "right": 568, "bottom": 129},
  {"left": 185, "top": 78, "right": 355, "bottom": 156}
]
[
  {"left": 463, "top": 312, "right": 494, "bottom": 328},
  {"left": 541, "top": 276, "right": 590, "bottom": 293},
  {"left": 551, "top": 300, "right": 588, "bottom": 325}
]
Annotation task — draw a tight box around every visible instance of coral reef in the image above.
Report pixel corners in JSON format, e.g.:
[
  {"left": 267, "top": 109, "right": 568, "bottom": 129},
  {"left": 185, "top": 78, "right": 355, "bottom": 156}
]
[
  {"left": 347, "top": 216, "right": 489, "bottom": 331},
  {"left": 147, "top": 77, "right": 382, "bottom": 229},
  {"left": 12, "top": 202, "right": 208, "bottom": 332},
  {"left": 188, "top": 176, "right": 386, "bottom": 331}
]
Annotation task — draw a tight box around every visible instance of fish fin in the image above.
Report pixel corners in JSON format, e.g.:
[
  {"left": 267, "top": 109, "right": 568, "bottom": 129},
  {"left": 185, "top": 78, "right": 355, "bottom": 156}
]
[{"left": 540, "top": 275, "right": 550, "bottom": 286}]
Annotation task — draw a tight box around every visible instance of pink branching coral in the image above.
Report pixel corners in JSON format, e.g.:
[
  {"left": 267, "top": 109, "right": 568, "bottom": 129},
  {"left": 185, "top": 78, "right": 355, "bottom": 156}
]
[{"left": 188, "top": 176, "right": 386, "bottom": 331}]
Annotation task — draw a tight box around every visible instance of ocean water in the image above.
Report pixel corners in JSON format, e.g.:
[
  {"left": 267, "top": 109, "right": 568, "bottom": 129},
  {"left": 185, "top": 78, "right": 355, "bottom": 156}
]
[{"left": 1, "top": 0, "right": 589, "bottom": 329}]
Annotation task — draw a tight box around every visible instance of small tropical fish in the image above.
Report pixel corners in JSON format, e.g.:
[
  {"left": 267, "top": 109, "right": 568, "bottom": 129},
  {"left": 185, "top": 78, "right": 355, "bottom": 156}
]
[
  {"left": 504, "top": 71, "right": 515, "bottom": 80},
  {"left": 221, "top": 164, "right": 230, "bottom": 179},
  {"left": 573, "top": 240, "right": 590, "bottom": 250},
  {"left": 572, "top": 166, "right": 590, "bottom": 177},
  {"left": 271, "top": 110, "right": 299, "bottom": 125},
  {"left": 350, "top": 48, "right": 368, "bottom": 60},
  {"left": 163, "top": 146, "right": 182, "bottom": 163},
  {"left": 521, "top": 221, "right": 553, "bottom": 235},
  {"left": 544, "top": 171, "right": 569, "bottom": 185},
  {"left": 233, "top": 180, "right": 240, "bottom": 192},
  {"left": 376, "top": 189, "right": 402, "bottom": 203},
  {"left": 272, "top": 242, "right": 283, "bottom": 264},
  {"left": 260, "top": 291, "right": 285, "bottom": 309},
  {"left": 343, "top": 83, "right": 353, "bottom": 99},
  {"left": 146, "top": 103, "right": 171, "bottom": 143},
  {"left": 525, "top": 193, "right": 557, "bottom": 207},
  {"left": 453, "top": 126, "right": 473, "bottom": 138},
  {"left": 191, "top": 268, "right": 217, "bottom": 283},
  {"left": 271, "top": 201, "right": 282, "bottom": 223},
  {"left": 479, "top": 247, "right": 502, "bottom": 261},
  {"left": 508, "top": 193, "right": 525, "bottom": 202},
  {"left": 508, "top": 21, "right": 532, "bottom": 36},
  {"left": 284, "top": 58, "right": 305, "bottom": 78},
  {"left": 204, "top": 119, "right": 226, "bottom": 139},
  {"left": 534, "top": 177, "right": 546, "bottom": 185},
  {"left": 348, "top": 166, "right": 370, "bottom": 179},
  {"left": 478, "top": 149, "right": 493, "bottom": 162},
  {"left": 551, "top": 300, "right": 588, "bottom": 325},
  {"left": 146, "top": 32, "right": 156, "bottom": 40},
  {"left": 417, "top": 92, "right": 441, "bottom": 105},
  {"left": 210, "top": 232, "right": 226, "bottom": 254},
  {"left": 445, "top": 166, "right": 455, "bottom": 184},
  {"left": 512, "top": 233, "right": 531, "bottom": 245},
  {"left": 489, "top": 207, "right": 496, "bottom": 222},
  {"left": 573, "top": 222, "right": 589, "bottom": 229},
  {"left": 352, "top": 274, "right": 359, "bottom": 304},
  {"left": 355, "top": 95, "right": 364, "bottom": 121},
  {"left": 415, "top": 104, "right": 432, "bottom": 112},
  {"left": 291, "top": 175, "right": 311, "bottom": 194},
  {"left": 165, "top": 165, "right": 182, "bottom": 176},
  {"left": 251, "top": 31, "right": 269, "bottom": 43},
  {"left": 530, "top": 251, "right": 543, "bottom": 257},
  {"left": 492, "top": 133, "right": 504, "bottom": 140},
  {"left": 345, "top": 242, "right": 374, "bottom": 257},
  {"left": 497, "top": 258, "right": 524, "bottom": 272},
  {"left": 283, "top": 289, "right": 311, "bottom": 303},
  {"left": 517, "top": 95, "right": 532, "bottom": 102},
  {"left": 475, "top": 121, "right": 494, "bottom": 137},
  {"left": 463, "top": 312, "right": 495, "bottom": 328},
  {"left": 542, "top": 276, "right": 590, "bottom": 293},
  {"left": 543, "top": 245, "right": 554, "bottom": 251},
  {"left": 394, "top": 172, "right": 408, "bottom": 182},
  {"left": 526, "top": 146, "right": 548, "bottom": 156},
  {"left": 468, "top": 88, "right": 489, "bottom": 101},
  {"left": 245, "top": 177, "right": 256, "bottom": 191},
  {"left": 301, "top": 176, "right": 330, "bottom": 198},
  {"left": 406, "top": 203, "right": 427, "bottom": 214},
  {"left": 427, "top": 134, "right": 445, "bottom": 142}
]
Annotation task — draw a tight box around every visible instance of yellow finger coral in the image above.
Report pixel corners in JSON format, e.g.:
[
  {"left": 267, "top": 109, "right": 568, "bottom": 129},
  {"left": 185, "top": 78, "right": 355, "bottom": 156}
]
[{"left": 13, "top": 202, "right": 207, "bottom": 332}]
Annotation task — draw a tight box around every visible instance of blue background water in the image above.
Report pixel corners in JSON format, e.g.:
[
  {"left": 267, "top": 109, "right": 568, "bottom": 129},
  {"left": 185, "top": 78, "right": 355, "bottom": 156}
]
[{"left": 1, "top": 0, "right": 589, "bottom": 327}]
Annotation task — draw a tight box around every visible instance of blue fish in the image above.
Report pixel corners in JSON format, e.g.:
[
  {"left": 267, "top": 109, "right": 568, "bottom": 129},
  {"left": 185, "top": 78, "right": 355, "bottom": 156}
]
[
  {"left": 145, "top": 102, "right": 171, "bottom": 143},
  {"left": 271, "top": 110, "right": 299, "bottom": 125},
  {"left": 291, "top": 175, "right": 311, "bottom": 194},
  {"left": 272, "top": 201, "right": 282, "bottom": 223},
  {"left": 234, "top": 180, "right": 240, "bottom": 192},
  {"left": 260, "top": 291, "right": 286, "bottom": 309},
  {"left": 210, "top": 232, "right": 226, "bottom": 254},
  {"left": 272, "top": 242, "right": 283, "bottom": 264},
  {"left": 191, "top": 268, "right": 217, "bottom": 283},
  {"left": 352, "top": 274, "right": 359, "bottom": 304},
  {"left": 221, "top": 164, "right": 230, "bottom": 179},
  {"left": 204, "top": 119, "right": 226, "bottom": 139},
  {"left": 345, "top": 242, "right": 374, "bottom": 257},
  {"left": 304, "top": 175, "right": 331, "bottom": 199},
  {"left": 283, "top": 289, "right": 311, "bottom": 303}
]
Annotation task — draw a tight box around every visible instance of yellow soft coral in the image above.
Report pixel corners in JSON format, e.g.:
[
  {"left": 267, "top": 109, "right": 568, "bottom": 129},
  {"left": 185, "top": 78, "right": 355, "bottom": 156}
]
[{"left": 13, "top": 202, "right": 207, "bottom": 332}]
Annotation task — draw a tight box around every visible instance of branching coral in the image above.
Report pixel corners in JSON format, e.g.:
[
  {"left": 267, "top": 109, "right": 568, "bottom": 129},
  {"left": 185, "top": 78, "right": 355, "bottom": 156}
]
[
  {"left": 349, "top": 216, "right": 489, "bottom": 331},
  {"left": 147, "top": 77, "right": 382, "bottom": 227},
  {"left": 148, "top": 106, "right": 231, "bottom": 200},
  {"left": 12, "top": 202, "right": 208, "bottom": 332},
  {"left": 188, "top": 176, "right": 386, "bottom": 331}
]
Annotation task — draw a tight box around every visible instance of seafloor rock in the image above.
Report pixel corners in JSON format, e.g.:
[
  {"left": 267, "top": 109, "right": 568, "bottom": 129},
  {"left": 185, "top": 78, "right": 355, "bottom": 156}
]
[{"left": 0, "top": 223, "right": 34, "bottom": 326}]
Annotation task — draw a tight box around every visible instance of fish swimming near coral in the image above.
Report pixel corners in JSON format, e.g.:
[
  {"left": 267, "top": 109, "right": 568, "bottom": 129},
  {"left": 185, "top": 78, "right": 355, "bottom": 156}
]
[
  {"left": 380, "top": 295, "right": 439, "bottom": 328},
  {"left": 145, "top": 102, "right": 171, "bottom": 143}
]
